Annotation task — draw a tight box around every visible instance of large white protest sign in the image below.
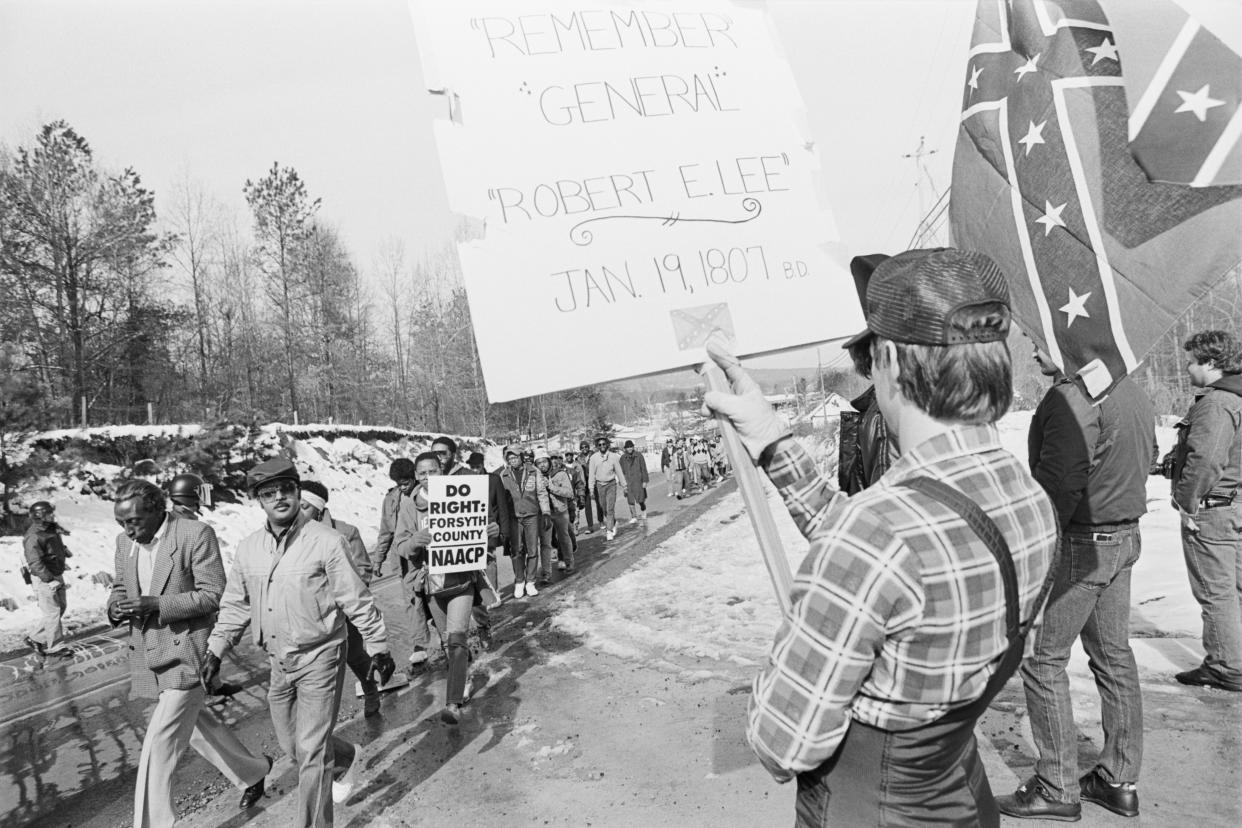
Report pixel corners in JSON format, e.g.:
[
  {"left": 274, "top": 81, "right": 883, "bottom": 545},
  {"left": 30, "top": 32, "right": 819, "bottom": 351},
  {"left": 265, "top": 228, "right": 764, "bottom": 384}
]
[
  {"left": 426, "top": 475, "right": 490, "bottom": 575},
  {"left": 411, "top": 1, "right": 862, "bottom": 402}
]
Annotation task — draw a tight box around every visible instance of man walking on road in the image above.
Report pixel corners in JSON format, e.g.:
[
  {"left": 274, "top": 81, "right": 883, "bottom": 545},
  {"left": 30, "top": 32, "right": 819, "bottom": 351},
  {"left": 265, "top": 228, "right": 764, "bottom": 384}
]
[
  {"left": 1169, "top": 329, "right": 1242, "bottom": 693},
  {"left": 299, "top": 479, "right": 383, "bottom": 717},
  {"left": 704, "top": 248, "right": 1058, "bottom": 827},
  {"left": 108, "top": 480, "right": 271, "bottom": 828},
  {"left": 23, "top": 501, "right": 72, "bottom": 658},
  {"left": 204, "top": 458, "right": 395, "bottom": 828},
  {"left": 996, "top": 343, "right": 1155, "bottom": 821},
  {"left": 372, "top": 458, "right": 433, "bottom": 670},
  {"left": 620, "top": 440, "right": 649, "bottom": 524},
  {"left": 588, "top": 436, "right": 628, "bottom": 542}
]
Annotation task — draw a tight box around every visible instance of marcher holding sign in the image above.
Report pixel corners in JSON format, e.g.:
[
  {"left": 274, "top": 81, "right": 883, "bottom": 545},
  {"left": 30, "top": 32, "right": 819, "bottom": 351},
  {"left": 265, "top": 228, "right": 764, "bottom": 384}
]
[
  {"left": 704, "top": 249, "right": 1059, "bottom": 827},
  {"left": 422, "top": 459, "right": 499, "bottom": 725}
]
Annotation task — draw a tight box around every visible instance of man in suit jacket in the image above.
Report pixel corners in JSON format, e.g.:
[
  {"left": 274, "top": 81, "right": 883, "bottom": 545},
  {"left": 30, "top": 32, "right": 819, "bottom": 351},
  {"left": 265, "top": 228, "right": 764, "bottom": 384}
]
[{"left": 108, "top": 479, "right": 270, "bottom": 828}]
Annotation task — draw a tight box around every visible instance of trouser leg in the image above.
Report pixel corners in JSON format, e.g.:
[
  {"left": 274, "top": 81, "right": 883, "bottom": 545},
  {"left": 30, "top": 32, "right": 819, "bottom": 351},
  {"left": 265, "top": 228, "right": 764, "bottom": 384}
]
[
  {"left": 430, "top": 593, "right": 474, "bottom": 704},
  {"left": 190, "top": 700, "right": 270, "bottom": 788},
  {"left": 1182, "top": 505, "right": 1242, "bottom": 682},
  {"left": 344, "top": 619, "right": 374, "bottom": 687},
  {"left": 1080, "top": 531, "right": 1143, "bottom": 784},
  {"left": 134, "top": 687, "right": 202, "bottom": 828},
  {"left": 1020, "top": 534, "right": 1101, "bottom": 802},
  {"left": 33, "top": 580, "right": 66, "bottom": 650}
]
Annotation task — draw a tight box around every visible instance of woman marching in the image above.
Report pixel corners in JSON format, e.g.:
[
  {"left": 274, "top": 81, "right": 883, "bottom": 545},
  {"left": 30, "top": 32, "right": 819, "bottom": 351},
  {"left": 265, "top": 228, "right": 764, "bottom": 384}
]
[{"left": 394, "top": 450, "right": 500, "bottom": 725}]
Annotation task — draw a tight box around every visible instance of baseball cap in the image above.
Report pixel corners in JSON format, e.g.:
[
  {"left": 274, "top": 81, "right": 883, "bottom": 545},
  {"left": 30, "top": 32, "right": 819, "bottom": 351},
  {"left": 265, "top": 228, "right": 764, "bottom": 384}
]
[
  {"left": 843, "top": 248, "right": 1009, "bottom": 348},
  {"left": 246, "top": 458, "right": 300, "bottom": 493}
]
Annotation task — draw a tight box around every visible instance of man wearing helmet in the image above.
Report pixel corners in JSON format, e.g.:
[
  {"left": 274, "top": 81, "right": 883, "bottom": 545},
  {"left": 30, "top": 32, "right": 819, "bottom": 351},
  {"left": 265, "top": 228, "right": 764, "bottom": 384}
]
[
  {"left": 167, "top": 473, "right": 205, "bottom": 520},
  {"left": 23, "top": 501, "right": 73, "bottom": 658}
]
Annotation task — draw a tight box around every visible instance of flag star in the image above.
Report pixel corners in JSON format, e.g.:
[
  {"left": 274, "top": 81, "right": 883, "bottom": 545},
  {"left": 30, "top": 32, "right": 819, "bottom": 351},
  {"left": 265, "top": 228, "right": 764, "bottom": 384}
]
[
  {"left": 1085, "top": 38, "right": 1118, "bottom": 64},
  {"left": 1175, "top": 84, "right": 1226, "bottom": 122},
  {"left": 1014, "top": 53, "right": 1040, "bottom": 82},
  {"left": 1035, "top": 200, "right": 1068, "bottom": 235},
  {"left": 1017, "top": 120, "right": 1047, "bottom": 155},
  {"left": 1059, "top": 287, "right": 1092, "bottom": 327},
  {"left": 967, "top": 64, "right": 983, "bottom": 95}
]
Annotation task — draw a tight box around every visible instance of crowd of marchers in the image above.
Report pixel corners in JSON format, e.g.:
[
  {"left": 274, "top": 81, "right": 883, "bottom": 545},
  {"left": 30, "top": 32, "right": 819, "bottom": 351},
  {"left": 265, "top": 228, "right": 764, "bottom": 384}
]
[
  {"left": 16, "top": 250, "right": 1241, "bottom": 828},
  {"left": 18, "top": 427, "right": 733, "bottom": 828}
]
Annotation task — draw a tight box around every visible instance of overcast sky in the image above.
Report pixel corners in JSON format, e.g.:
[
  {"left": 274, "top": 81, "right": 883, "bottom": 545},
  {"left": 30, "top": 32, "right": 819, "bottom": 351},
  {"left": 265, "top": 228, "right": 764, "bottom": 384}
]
[{"left": 0, "top": 0, "right": 976, "bottom": 369}]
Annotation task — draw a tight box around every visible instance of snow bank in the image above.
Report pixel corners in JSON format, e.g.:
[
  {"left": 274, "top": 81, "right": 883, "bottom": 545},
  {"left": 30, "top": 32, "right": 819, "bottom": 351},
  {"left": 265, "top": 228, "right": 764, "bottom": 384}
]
[{"left": 553, "top": 412, "right": 1200, "bottom": 681}]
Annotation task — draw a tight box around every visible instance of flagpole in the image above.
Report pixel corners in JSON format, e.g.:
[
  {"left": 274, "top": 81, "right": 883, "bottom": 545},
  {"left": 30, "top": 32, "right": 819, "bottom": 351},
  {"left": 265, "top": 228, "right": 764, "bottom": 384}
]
[{"left": 698, "top": 361, "right": 793, "bottom": 616}]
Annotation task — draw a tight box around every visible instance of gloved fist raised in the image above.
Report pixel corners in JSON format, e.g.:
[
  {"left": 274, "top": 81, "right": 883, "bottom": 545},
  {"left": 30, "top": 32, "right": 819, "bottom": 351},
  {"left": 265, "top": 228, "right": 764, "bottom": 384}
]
[
  {"left": 700, "top": 334, "right": 791, "bottom": 461},
  {"left": 200, "top": 652, "right": 222, "bottom": 690},
  {"left": 368, "top": 651, "right": 396, "bottom": 685}
]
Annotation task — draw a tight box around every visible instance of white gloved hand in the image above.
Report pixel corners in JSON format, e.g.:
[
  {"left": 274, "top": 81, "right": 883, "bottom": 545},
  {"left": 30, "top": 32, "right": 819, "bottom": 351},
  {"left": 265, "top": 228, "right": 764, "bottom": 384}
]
[{"left": 701, "top": 334, "right": 791, "bottom": 462}]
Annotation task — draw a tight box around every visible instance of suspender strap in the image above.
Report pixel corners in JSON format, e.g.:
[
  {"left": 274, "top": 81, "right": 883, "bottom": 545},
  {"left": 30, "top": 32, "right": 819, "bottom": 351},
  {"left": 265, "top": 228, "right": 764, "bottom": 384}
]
[{"left": 901, "top": 476, "right": 1020, "bottom": 639}]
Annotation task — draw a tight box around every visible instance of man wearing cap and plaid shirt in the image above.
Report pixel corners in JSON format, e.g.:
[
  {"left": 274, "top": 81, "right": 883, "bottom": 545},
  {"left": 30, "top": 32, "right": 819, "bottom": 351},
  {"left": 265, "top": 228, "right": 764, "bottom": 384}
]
[{"left": 705, "top": 248, "right": 1058, "bottom": 827}]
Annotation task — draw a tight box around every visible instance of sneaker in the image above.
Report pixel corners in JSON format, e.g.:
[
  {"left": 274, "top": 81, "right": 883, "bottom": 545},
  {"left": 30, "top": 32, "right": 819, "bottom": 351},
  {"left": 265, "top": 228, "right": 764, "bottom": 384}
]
[
  {"left": 628, "top": 517, "right": 639, "bottom": 525},
  {"left": 605, "top": 529, "right": 616, "bottom": 541},
  {"left": 440, "top": 703, "right": 462, "bottom": 725},
  {"left": 526, "top": 582, "right": 540, "bottom": 597},
  {"left": 408, "top": 646, "right": 429, "bottom": 666},
  {"left": 1079, "top": 768, "right": 1138, "bottom": 818},
  {"left": 557, "top": 561, "right": 567, "bottom": 571},
  {"left": 1175, "top": 664, "right": 1242, "bottom": 691},
  {"left": 996, "top": 777, "right": 1081, "bottom": 821},
  {"left": 331, "top": 741, "right": 361, "bottom": 804},
  {"left": 24, "top": 636, "right": 46, "bottom": 656},
  {"left": 514, "top": 581, "right": 526, "bottom": 599}
]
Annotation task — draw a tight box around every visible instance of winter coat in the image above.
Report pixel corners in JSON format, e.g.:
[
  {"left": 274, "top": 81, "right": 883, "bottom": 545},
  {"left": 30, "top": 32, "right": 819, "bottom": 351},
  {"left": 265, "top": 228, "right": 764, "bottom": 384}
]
[
  {"left": 660, "top": 446, "right": 672, "bottom": 472},
  {"left": 1028, "top": 375, "right": 1156, "bottom": 529},
  {"left": 107, "top": 514, "right": 223, "bottom": 699},
  {"left": 208, "top": 510, "right": 387, "bottom": 672},
  {"left": 547, "top": 468, "right": 575, "bottom": 513},
  {"left": 320, "top": 510, "right": 373, "bottom": 583},
  {"left": 1173, "top": 372, "right": 1242, "bottom": 512},
  {"left": 371, "top": 485, "right": 403, "bottom": 574},
  {"left": 619, "top": 452, "right": 649, "bottom": 503},
  {"left": 513, "top": 464, "right": 551, "bottom": 518},
  {"left": 839, "top": 386, "right": 896, "bottom": 495},
  {"left": 24, "top": 522, "right": 70, "bottom": 582}
]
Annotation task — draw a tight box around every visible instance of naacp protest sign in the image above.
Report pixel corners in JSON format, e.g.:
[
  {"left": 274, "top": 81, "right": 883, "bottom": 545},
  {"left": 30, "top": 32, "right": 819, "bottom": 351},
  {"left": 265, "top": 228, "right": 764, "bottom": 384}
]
[
  {"left": 426, "top": 475, "right": 490, "bottom": 575},
  {"left": 411, "top": 1, "right": 862, "bottom": 402}
]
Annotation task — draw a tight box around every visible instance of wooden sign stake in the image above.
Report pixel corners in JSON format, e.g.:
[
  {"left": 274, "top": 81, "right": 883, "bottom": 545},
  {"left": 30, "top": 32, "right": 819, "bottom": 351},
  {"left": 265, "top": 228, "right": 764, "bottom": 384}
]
[{"left": 698, "top": 361, "right": 793, "bottom": 616}]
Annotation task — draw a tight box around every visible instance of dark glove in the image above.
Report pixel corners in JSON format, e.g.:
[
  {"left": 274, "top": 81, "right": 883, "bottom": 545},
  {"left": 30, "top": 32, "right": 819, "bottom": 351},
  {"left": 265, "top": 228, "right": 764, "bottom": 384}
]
[
  {"left": 200, "top": 652, "right": 222, "bottom": 690},
  {"left": 540, "top": 515, "right": 552, "bottom": 532},
  {"left": 368, "top": 651, "right": 396, "bottom": 685}
]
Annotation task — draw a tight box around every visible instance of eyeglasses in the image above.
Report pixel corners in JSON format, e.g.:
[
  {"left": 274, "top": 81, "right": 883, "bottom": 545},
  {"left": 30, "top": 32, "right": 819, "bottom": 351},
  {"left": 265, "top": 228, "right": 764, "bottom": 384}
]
[{"left": 256, "top": 481, "right": 297, "bottom": 502}]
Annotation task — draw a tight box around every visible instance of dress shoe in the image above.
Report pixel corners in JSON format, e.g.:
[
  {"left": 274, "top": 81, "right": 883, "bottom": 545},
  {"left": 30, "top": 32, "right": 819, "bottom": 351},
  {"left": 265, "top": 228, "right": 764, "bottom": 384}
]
[
  {"left": 24, "top": 636, "right": 46, "bottom": 656},
  {"left": 1175, "top": 664, "right": 1242, "bottom": 691},
  {"left": 440, "top": 703, "right": 462, "bottom": 725},
  {"left": 239, "top": 755, "right": 272, "bottom": 809},
  {"left": 1079, "top": 768, "right": 1138, "bottom": 817},
  {"left": 996, "top": 776, "right": 1081, "bottom": 821}
]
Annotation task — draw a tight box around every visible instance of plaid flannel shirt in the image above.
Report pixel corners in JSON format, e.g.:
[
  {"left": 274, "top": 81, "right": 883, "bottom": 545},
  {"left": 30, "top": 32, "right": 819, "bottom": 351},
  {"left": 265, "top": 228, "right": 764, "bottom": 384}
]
[{"left": 747, "top": 425, "right": 1057, "bottom": 782}]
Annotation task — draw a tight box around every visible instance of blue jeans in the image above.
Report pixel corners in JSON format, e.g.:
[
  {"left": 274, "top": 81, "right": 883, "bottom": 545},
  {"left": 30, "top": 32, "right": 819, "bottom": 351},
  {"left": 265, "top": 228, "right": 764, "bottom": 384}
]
[
  {"left": 1182, "top": 502, "right": 1242, "bottom": 683},
  {"left": 1020, "top": 523, "right": 1143, "bottom": 800}
]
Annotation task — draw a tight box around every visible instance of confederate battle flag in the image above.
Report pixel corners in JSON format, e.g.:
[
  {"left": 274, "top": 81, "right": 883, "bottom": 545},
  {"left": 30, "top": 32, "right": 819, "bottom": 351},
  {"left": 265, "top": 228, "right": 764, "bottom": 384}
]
[{"left": 950, "top": 0, "right": 1242, "bottom": 399}]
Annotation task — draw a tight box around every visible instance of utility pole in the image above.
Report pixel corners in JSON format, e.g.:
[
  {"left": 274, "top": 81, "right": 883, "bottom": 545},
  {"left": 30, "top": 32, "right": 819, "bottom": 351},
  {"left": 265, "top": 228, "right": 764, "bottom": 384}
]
[{"left": 903, "top": 136, "right": 946, "bottom": 247}]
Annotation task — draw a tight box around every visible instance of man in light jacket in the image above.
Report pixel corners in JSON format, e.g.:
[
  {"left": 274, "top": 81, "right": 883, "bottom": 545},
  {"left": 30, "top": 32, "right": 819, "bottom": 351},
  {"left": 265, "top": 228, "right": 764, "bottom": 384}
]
[
  {"left": 204, "top": 458, "right": 395, "bottom": 828},
  {"left": 588, "top": 435, "right": 628, "bottom": 541}
]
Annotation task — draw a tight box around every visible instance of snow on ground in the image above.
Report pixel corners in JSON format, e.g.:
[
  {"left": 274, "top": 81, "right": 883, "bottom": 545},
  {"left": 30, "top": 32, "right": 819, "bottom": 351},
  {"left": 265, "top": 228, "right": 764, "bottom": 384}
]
[{"left": 553, "top": 411, "right": 1199, "bottom": 683}]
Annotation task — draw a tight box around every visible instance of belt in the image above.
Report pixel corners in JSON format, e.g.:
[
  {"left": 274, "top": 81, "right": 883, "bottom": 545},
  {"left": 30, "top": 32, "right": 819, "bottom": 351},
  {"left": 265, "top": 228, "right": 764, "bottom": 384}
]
[
  {"left": 1066, "top": 518, "right": 1139, "bottom": 534},
  {"left": 1201, "top": 494, "right": 1236, "bottom": 509}
]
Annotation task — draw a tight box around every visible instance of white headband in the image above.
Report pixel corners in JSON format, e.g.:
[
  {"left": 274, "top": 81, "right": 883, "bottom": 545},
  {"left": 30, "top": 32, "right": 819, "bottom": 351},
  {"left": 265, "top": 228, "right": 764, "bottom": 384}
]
[{"left": 301, "top": 491, "right": 327, "bottom": 512}]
